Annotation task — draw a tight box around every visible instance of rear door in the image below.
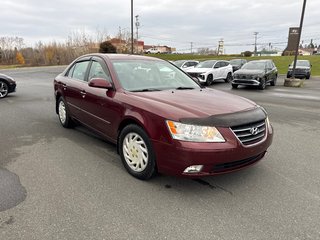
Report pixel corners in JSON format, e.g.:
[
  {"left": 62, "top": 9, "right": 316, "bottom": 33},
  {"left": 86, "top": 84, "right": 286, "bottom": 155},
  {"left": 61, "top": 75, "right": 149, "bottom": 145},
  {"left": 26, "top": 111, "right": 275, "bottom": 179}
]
[
  {"left": 63, "top": 58, "right": 91, "bottom": 121},
  {"left": 212, "top": 62, "right": 222, "bottom": 79},
  {"left": 220, "top": 61, "right": 230, "bottom": 78},
  {"left": 266, "top": 61, "right": 275, "bottom": 82}
]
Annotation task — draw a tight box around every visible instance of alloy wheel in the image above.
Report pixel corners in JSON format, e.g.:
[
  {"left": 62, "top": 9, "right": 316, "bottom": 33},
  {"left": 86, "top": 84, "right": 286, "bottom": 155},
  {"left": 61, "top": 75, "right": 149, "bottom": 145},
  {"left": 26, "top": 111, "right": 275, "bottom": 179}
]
[{"left": 0, "top": 81, "right": 8, "bottom": 98}]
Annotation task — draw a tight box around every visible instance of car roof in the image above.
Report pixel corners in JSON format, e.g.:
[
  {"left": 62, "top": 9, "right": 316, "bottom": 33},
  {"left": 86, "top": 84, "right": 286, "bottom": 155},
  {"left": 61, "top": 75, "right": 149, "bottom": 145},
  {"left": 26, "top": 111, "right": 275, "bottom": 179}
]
[
  {"left": 80, "top": 53, "right": 164, "bottom": 62},
  {"left": 248, "top": 60, "right": 272, "bottom": 63}
]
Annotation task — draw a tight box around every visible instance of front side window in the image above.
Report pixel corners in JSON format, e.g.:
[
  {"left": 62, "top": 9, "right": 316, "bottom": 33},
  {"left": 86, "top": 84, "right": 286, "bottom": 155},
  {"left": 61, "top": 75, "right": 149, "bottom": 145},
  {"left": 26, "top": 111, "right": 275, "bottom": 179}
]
[
  {"left": 197, "top": 61, "right": 217, "bottom": 68},
  {"left": 214, "top": 62, "right": 221, "bottom": 68},
  {"left": 112, "top": 60, "right": 200, "bottom": 91},
  {"left": 88, "top": 61, "right": 111, "bottom": 81},
  {"left": 72, "top": 61, "right": 90, "bottom": 81}
]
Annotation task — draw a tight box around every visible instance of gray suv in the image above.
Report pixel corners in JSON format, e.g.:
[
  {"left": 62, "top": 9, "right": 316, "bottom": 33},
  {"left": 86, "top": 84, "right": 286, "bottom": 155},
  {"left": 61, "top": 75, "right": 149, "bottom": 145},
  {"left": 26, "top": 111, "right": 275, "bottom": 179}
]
[
  {"left": 287, "top": 60, "right": 311, "bottom": 79},
  {"left": 232, "top": 60, "right": 278, "bottom": 90}
]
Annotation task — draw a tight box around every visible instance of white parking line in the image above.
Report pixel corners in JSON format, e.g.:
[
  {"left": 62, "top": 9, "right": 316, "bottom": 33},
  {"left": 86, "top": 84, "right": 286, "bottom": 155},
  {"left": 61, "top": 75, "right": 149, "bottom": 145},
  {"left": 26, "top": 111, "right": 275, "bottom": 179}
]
[{"left": 268, "top": 92, "right": 320, "bottom": 101}]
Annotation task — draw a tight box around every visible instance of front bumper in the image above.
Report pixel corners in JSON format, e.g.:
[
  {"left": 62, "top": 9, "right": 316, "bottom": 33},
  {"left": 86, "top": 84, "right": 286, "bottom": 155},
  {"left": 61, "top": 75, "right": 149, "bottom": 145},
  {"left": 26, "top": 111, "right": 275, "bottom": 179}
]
[
  {"left": 8, "top": 82, "right": 16, "bottom": 93},
  {"left": 287, "top": 71, "right": 309, "bottom": 78},
  {"left": 232, "top": 78, "right": 261, "bottom": 86},
  {"left": 152, "top": 124, "right": 273, "bottom": 177}
]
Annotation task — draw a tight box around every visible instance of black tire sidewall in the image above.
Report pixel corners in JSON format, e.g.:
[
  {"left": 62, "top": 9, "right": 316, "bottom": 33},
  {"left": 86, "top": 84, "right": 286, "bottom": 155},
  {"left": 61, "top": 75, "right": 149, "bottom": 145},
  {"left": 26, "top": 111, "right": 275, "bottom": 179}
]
[
  {"left": 119, "top": 124, "right": 156, "bottom": 180},
  {"left": 225, "top": 73, "right": 232, "bottom": 82},
  {"left": 206, "top": 75, "right": 213, "bottom": 86},
  {"left": 259, "top": 79, "right": 266, "bottom": 90},
  {"left": 57, "top": 97, "right": 73, "bottom": 128},
  {"left": 0, "top": 80, "right": 9, "bottom": 98}
]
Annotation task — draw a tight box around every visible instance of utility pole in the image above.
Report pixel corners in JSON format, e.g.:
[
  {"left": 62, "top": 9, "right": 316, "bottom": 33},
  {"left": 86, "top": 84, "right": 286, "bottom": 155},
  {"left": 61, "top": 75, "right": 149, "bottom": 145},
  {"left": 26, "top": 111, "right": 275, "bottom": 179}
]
[
  {"left": 254, "top": 32, "right": 259, "bottom": 56},
  {"left": 292, "top": 0, "right": 307, "bottom": 78},
  {"left": 190, "top": 42, "right": 193, "bottom": 54},
  {"left": 135, "top": 15, "right": 140, "bottom": 54},
  {"left": 130, "top": 0, "right": 134, "bottom": 54}
]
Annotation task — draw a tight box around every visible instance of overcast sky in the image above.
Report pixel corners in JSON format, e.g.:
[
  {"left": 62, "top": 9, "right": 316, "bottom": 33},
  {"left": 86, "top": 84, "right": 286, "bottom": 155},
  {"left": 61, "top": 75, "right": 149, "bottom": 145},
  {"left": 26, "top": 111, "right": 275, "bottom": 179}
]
[{"left": 1, "top": 0, "right": 319, "bottom": 53}]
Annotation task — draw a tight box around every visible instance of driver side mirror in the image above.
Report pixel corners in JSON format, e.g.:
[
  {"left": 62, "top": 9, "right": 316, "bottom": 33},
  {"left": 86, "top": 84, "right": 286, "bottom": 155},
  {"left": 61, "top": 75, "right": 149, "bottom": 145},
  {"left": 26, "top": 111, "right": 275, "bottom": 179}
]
[{"left": 88, "top": 78, "right": 113, "bottom": 89}]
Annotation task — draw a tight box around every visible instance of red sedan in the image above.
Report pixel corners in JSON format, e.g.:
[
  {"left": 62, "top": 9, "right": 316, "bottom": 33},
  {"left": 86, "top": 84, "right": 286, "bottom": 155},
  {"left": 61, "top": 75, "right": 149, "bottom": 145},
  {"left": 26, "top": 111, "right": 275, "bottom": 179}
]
[{"left": 54, "top": 54, "right": 273, "bottom": 180}]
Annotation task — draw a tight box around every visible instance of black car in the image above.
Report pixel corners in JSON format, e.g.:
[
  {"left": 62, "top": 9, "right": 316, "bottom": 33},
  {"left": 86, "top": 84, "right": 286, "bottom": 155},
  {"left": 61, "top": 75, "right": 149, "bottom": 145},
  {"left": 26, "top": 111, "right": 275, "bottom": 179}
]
[
  {"left": 232, "top": 60, "right": 278, "bottom": 90},
  {"left": 229, "top": 59, "right": 247, "bottom": 72},
  {"left": 0, "top": 74, "right": 16, "bottom": 98},
  {"left": 287, "top": 60, "right": 311, "bottom": 79}
]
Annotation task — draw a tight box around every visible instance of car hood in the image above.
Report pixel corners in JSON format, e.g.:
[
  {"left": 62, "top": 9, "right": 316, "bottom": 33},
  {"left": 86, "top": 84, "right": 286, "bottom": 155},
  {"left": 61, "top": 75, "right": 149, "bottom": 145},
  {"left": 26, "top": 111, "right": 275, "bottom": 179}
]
[
  {"left": 235, "top": 69, "right": 265, "bottom": 75},
  {"left": 186, "top": 68, "right": 211, "bottom": 74},
  {"left": 124, "top": 88, "right": 257, "bottom": 122}
]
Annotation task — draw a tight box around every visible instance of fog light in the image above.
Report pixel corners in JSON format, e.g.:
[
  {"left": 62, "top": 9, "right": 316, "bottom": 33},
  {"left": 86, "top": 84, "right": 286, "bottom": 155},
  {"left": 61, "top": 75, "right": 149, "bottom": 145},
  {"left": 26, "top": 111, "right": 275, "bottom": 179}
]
[{"left": 183, "top": 165, "right": 203, "bottom": 173}]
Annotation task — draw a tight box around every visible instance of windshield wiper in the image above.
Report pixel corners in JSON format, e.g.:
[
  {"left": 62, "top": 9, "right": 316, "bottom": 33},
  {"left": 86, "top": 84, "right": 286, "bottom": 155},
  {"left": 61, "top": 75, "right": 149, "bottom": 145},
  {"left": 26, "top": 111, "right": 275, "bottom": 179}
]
[
  {"left": 175, "top": 87, "right": 195, "bottom": 90},
  {"left": 131, "top": 88, "right": 162, "bottom": 92}
]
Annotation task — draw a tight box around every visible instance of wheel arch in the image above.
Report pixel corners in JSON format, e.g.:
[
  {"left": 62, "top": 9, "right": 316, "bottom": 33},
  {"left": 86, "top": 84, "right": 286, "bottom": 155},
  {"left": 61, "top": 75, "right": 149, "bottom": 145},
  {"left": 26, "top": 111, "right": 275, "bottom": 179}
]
[
  {"left": 117, "top": 116, "right": 149, "bottom": 153},
  {"left": 55, "top": 92, "right": 62, "bottom": 114},
  {"left": 0, "top": 78, "right": 10, "bottom": 85}
]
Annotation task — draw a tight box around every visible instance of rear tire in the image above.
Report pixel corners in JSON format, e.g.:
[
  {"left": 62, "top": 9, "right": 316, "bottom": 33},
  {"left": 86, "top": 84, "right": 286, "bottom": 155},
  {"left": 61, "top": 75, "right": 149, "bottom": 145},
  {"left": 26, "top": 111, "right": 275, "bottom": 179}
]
[
  {"left": 57, "top": 97, "right": 74, "bottom": 128},
  {"left": 270, "top": 75, "right": 277, "bottom": 86},
  {"left": 119, "top": 124, "right": 157, "bottom": 180}
]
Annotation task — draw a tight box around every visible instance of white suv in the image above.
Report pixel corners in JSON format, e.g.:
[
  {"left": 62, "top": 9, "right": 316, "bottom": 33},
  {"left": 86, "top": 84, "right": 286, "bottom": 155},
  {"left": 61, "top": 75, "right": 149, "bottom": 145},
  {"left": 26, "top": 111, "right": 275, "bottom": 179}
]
[
  {"left": 145, "top": 48, "right": 162, "bottom": 54},
  {"left": 186, "top": 60, "right": 233, "bottom": 85}
]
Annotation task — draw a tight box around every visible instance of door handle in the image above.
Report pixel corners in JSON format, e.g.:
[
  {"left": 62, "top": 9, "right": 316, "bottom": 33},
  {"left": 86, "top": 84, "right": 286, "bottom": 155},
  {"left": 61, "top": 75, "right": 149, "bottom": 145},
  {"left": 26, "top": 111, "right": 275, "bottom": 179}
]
[
  {"left": 80, "top": 90, "right": 86, "bottom": 98},
  {"left": 62, "top": 83, "right": 67, "bottom": 90}
]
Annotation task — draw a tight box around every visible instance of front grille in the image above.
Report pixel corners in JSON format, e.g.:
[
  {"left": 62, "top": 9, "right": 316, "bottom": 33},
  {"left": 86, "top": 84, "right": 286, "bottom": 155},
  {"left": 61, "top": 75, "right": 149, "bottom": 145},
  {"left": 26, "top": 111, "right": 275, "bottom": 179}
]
[
  {"left": 231, "top": 119, "right": 266, "bottom": 145},
  {"left": 188, "top": 72, "right": 201, "bottom": 78},
  {"left": 237, "top": 75, "right": 253, "bottom": 80},
  {"left": 211, "top": 152, "right": 265, "bottom": 173},
  {"left": 234, "top": 80, "right": 255, "bottom": 84}
]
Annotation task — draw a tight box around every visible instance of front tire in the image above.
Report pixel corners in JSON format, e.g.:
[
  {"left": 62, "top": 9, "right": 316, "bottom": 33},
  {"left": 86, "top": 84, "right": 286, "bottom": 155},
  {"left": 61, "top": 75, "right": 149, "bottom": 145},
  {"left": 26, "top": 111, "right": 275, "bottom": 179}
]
[
  {"left": 119, "top": 124, "right": 157, "bottom": 180},
  {"left": 206, "top": 75, "right": 213, "bottom": 86},
  {"left": 57, "top": 97, "right": 74, "bottom": 128},
  {"left": 259, "top": 78, "right": 266, "bottom": 90},
  {"left": 270, "top": 75, "right": 277, "bottom": 86},
  {"left": 231, "top": 83, "right": 238, "bottom": 89},
  {"left": 0, "top": 81, "right": 9, "bottom": 98}
]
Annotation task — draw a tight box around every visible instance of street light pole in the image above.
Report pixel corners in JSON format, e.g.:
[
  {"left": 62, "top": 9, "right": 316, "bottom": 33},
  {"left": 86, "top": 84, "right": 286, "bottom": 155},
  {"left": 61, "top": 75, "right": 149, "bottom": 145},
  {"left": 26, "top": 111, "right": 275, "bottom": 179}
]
[
  {"left": 131, "top": 0, "right": 134, "bottom": 54},
  {"left": 292, "top": 0, "right": 307, "bottom": 78}
]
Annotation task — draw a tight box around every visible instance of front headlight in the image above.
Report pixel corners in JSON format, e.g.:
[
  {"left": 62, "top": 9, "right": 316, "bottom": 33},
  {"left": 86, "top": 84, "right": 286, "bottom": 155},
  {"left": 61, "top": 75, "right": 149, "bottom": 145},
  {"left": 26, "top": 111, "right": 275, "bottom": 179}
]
[{"left": 166, "top": 120, "right": 225, "bottom": 142}]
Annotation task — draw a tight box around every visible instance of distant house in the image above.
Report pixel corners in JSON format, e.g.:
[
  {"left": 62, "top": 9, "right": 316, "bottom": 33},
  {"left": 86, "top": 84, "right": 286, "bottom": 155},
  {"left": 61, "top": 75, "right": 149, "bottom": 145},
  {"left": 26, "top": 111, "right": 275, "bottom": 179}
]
[
  {"left": 109, "top": 38, "right": 128, "bottom": 53},
  {"left": 298, "top": 48, "right": 314, "bottom": 56},
  {"left": 257, "top": 50, "right": 282, "bottom": 56},
  {"left": 143, "top": 45, "right": 173, "bottom": 54}
]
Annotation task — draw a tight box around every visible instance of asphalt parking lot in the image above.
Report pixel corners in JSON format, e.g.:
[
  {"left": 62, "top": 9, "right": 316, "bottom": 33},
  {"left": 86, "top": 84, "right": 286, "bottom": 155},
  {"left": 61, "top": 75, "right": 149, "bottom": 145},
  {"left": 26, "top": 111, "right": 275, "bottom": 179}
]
[{"left": 0, "top": 66, "right": 320, "bottom": 239}]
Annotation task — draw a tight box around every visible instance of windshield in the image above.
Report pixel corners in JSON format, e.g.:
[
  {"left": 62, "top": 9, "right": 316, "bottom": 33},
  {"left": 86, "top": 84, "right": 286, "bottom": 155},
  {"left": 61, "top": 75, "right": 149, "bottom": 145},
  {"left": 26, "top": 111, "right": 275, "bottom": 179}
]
[
  {"left": 196, "top": 60, "right": 216, "bottom": 68},
  {"left": 173, "top": 60, "right": 185, "bottom": 67},
  {"left": 242, "top": 61, "right": 266, "bottom": 70},
  {"left": 230, "top": 59, "right": 242, "bottom": 65},
  {"left": 112, "top": 60, "right": 200, "bottom": 92},
  {"left": 290, "top": 60, "right": 310, "bottom": 67}
]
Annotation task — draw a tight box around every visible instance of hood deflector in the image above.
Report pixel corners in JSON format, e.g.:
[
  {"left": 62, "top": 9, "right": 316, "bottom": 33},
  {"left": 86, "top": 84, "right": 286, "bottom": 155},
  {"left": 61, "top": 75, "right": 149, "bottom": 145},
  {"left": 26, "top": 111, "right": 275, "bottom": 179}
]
[{"left": 180, "top": 107, "right": 266, "bottom": 128}]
